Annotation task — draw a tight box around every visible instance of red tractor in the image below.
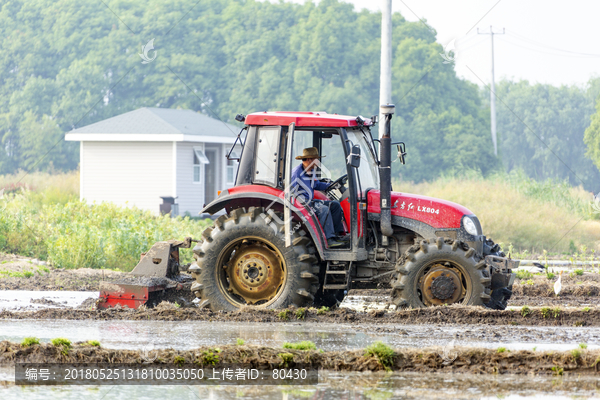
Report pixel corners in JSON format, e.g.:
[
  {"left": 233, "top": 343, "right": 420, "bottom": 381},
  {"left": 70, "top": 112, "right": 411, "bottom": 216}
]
[{"left": 187, "top": 105, "right": 517, "bottom": 311}]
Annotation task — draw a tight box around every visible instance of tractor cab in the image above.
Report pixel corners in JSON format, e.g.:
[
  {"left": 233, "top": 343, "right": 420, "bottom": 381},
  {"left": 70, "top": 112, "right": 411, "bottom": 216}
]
[{"left": 209, "top": 112, "right": 381, "bottom": 261}]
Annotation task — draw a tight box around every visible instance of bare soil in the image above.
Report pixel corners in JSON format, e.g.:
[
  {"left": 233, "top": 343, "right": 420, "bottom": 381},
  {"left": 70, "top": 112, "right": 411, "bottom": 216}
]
[
  {"left": 1, "top": 341, "right": 598, "bottom": 375},
  {"left": 0, "top": 304, "right": 598, "bottom": 326}
]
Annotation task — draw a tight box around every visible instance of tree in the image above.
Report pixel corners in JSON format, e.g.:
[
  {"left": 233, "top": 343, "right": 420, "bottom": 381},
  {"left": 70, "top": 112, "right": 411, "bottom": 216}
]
[{"left": 584, "top": 96, "right": 600, "bottom": 174}]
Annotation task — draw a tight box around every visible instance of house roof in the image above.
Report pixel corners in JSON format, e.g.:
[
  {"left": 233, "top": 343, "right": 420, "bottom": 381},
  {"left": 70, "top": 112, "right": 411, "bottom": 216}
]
[{"left": 65, "top": 108, "right": 240, "bottom": 143}]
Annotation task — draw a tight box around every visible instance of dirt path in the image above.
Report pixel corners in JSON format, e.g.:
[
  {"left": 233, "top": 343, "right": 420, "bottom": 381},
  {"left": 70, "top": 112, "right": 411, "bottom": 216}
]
[{"left": 1, "top": 341, "right": 598, "bottom": 375}]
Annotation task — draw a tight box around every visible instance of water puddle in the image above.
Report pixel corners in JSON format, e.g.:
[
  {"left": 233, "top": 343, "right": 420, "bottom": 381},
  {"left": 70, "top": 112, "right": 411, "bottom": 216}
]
[
  {"left": 0, "top": 367, "right": 598, "bottom": 399},
  {"left": 0, "top": 291, "right": 97, "bottom": 311},
  {"left": 0, "top": 319, "right": 598, "bottom": 353}
]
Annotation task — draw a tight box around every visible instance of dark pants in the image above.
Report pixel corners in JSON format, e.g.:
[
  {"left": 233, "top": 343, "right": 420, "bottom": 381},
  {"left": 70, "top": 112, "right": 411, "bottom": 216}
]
[{"left": 310, "top": 200, "right": 345, "bottom": 239}]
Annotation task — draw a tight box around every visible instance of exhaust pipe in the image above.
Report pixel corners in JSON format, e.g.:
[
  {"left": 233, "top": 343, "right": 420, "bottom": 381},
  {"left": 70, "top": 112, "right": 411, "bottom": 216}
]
[{"left": 379, "top": 104, "right": 395, "bottom": 242}]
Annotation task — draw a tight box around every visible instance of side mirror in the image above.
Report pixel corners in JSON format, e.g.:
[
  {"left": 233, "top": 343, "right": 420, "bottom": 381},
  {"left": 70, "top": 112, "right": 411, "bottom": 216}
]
[
  {"left": 347, "top": 144, "right": 361, "bottom": 168},
  {"left": 396, "top": 143, "right": 407, "bottom": 165}
]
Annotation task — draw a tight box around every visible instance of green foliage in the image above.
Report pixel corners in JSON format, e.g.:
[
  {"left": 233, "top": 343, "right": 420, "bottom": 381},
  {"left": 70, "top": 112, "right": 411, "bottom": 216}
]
[
  {"left": 295, "top": 308, "right": 306, "bottom": 320},
  {"left": 0, "top": 190, "right": 212, "bottom": 269},
  {"left": 21, "top": 337, "right": 40, "bottom": 347},
  {"left": 516, "top": 270, "right": 533, "bottom": 280},
  {"left": 201, "top": 350, "right": 220, "bottom": 366},
  {"left": 525, "top": 279, "right": 534, "bottom": 286},
  {"left": 579, "top": 343, "right": 588, "bottom": 349},
  {"left": 317, "top": 306, "right": 330, "bottom": 315},
  {"left": 551, "top": 365, "right": 564, "bottom": 376},
  {"left": 571, "top": 349, "right": 581, "bottom": 359},
  {"left": 520, "top": 306, "right": 531, "bottom": 317},
  {"left": 278, "top": 309, "right": 290, "bottom": 321},
  {"left": 584, "top": 95, "right": 600, "bottom": 172},
  {"left": 582, "top": 307, "right": 591, "bottom": 312},
  {"left": 497, "top": 347, "right": 506, "bottom": 353},
  {"left": 282, "top": 341, "right": 316, "bottom": 351},
  {"left": 495, "top": 79, "right": 600, "bottom": 191},
  {"left": 364, "top": 341, "right": 395, "bottom": 371},
  {"left": 552, "top": 307, "right": 561, "bottom": 318},
  {"left": 51, "top": 338, "right": 71, "bottom": 348},
  {"left": 278, "top": 353, "right": 294, "bottom": 368},
  {"left": 236, "top": 338, "right": 245, "bottom": 346},
  {"left": 87, "top": 340, "right": 101, "bottom": 347},
  {"left": 547, "top": 272, "right": 556, "bottom": 279},
  {"left": 574, "top": 269, "right": 584, "bottom": 276},
  {"left": 541, "top": 307, "right": 551, "bottom": 318},
  {"left": 173, "top": 356, "right": 185, "bottom": 366},
  {"left": 0, "top": 0, "right": 498, "bottom": 184}
]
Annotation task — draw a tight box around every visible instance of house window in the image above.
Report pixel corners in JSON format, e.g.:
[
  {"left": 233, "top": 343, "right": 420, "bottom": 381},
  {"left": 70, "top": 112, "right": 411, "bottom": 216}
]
[
  {"left": 226, "top": 151, "right": 238, "bottom": 185},
  {"left": 193, "top": 148, "right": 209, "bottom": 183}
]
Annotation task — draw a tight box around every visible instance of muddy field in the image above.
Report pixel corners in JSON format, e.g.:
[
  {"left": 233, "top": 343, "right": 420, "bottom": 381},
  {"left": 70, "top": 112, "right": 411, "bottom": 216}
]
[
  {"left": 1, "top": 251, "right": 599, "bottom": 320},
  {"left": 1, "top": 303, "right": 598, "bottom": 327},
  {"left": 1, "top": 340, "right": 599, "bottom": 376}
]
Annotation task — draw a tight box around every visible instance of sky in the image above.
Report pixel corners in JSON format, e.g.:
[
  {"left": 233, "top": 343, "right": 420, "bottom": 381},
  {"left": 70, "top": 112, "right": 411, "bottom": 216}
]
[{"left": 284, "top": 0, "right": 600, "bottom": 88}]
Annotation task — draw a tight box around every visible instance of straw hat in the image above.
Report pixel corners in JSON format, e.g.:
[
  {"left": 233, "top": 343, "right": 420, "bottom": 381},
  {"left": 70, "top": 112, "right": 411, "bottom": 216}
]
[{"left": 295, "top": 147, "right": 325, "bottom": 160}]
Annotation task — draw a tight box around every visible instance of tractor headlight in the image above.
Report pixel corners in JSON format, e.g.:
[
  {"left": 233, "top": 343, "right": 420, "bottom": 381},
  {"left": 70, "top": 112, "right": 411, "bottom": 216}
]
[{"left": 462, "top": 216, "right": 479, "bottom": 236}]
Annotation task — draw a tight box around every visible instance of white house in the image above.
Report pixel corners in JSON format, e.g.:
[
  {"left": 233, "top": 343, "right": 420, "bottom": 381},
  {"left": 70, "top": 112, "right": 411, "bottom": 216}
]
[{"left": 65, "top": 107, "right": 241, "bottom": 216}]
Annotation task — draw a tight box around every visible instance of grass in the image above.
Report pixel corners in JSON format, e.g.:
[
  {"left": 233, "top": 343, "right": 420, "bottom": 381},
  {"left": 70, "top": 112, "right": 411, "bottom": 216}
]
[
  {"left": 295, "top": 308, "right": 306, "bottom": 320},
  {"left": 394, "top": 169, "right": 600, "bottom": 254},
  {"left": 21, "top": 337, "right": 40, "bottom": 347},
  {"left": 51, "top": 337, "right": 71, "bottom": 348},
  {"left": 236, "top": 338, "right": 245, "bottom": 346},
  {"left": 282, "top": 341, "right": 316, "bottom": 351},
  {"left": 497, "top": 347, "right": 507, "bottom": 353},
  {"left": 278, "top": 309, "right": 291, "bottom": 320},
  {"left": 0, "top": 177, "right": 213, "bottom": 270},
  {"left": 364, "top": 341, "right": 395, "bottom": 370},
  {"left": 574, "top": 268, "right": 584, "bottom": 276},
  {"left": 87, "top": 340, "right": 101, "bottom": 347},
  {"left": 317, "top": 306, "right": 329, "bottom": 315},
  {"left": 579, "top": 343, "right": 588, "bottom": 349},
  {"left": 520, "top": 306, "right": 531, "bottom": 317},
  {"left": 515, "top": 270, "right": 533, "bottom": 280}
]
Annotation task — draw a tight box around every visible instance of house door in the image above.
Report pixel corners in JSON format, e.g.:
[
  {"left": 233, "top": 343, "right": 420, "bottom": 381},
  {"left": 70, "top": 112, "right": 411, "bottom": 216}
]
[{"left": 204, "top": 149, "right": 217, "bottom": 204}]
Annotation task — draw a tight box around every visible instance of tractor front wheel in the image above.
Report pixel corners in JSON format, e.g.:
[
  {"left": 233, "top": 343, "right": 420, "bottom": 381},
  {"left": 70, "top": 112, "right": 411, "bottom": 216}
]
[
  {"left": 390, "top": 238, "right": 491, "bottom": 309},
  {"left": 190, "top": 207, "right": 319, "bottom": 311}
]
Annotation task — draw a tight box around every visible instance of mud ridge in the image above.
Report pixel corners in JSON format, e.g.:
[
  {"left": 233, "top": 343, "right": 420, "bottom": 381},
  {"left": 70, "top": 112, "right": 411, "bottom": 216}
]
[
  {"left": 0, "top": 341, "right": 598, "bottom": 375},
  {"left": 1, "top": 304, "right": 598, "bottom": 326}
]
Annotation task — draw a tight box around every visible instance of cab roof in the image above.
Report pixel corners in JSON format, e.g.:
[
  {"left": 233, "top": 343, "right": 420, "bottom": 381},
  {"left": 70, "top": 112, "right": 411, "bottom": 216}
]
[{"left": 244, "top": 111, "right": 373, "bottom": 128}]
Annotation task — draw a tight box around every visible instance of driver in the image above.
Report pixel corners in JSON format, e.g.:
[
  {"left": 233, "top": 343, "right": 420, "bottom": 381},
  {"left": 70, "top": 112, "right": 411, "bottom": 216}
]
[{"left": 290, "top": 147, "right": 348, "bottom": 248}]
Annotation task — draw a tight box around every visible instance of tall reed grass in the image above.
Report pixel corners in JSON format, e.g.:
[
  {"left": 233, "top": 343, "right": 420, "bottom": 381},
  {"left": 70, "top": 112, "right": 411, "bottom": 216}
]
[{"left": 394, "top": 170, "right": 600, "bottom": 254}]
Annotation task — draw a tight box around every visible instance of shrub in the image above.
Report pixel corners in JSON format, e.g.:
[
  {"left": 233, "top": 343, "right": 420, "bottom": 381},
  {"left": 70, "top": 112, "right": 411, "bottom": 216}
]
[
  {"left": 516, "top": 270, "right": 533, "bottom": 280},
  {"left": 278, "top": 309, "right": 290, "bottom": 320},
  {"left": 282, "top": 341, "right": 316, "bottom": 351},
  {"left": 541, "top": 307, "right": 551, "bottom": 318},
  {"left": 317, "top": 306, "right": 329, "bottom": 315},
  {"left": 552, "top": 307, "right": 561, "bottom": 318},
  {"left": 51, "top": 338, "right": 71, "bottom": 348},
  {"left": 295, "top": 308, "right": 306, "bottom": 320},
  {"left": 21, "top": 337, "right": 40, "bottom": 347},
  {"left": 278, "top": 353, "right": 294, "bottom": 367},
  {"left": 364, "top": 341, "right": 395, "bottom": 370}
]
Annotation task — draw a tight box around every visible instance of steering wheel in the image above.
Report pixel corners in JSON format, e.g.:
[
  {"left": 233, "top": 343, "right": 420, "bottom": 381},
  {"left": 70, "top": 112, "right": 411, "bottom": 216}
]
[{"left": 324, "top": 174, "right": 348, "bottom": 200}]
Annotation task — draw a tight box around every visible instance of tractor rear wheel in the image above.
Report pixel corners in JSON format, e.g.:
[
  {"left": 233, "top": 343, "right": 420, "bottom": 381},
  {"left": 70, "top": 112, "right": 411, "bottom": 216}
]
[
  {"left": 189, "top": 207, "right": 319, "bottom": 311},
  {"left": 390, "top": 238, "right": 491, "bottom": 309}
]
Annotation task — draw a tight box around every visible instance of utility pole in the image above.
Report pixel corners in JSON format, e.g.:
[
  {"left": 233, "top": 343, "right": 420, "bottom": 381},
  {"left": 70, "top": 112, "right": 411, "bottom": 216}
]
[
  {"left": 477, "top": 26, "right": 504, "bottom": 156},
  {"left": 379, "top": 0, "right": 392, "bottom": 141}
]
